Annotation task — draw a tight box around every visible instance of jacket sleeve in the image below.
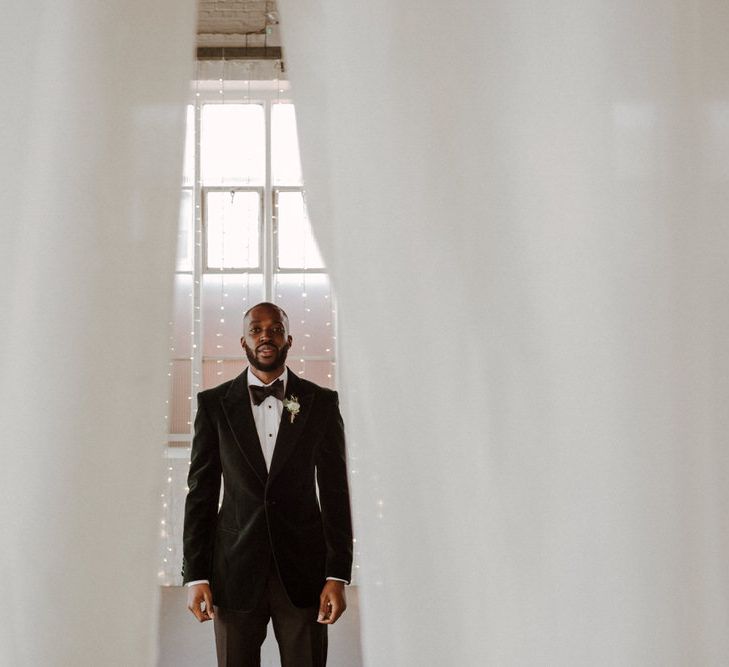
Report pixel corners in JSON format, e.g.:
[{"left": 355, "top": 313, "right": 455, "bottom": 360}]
[
  {"left": 315, "top": 391, "right": 354, "bottom": 582},
  {"left": 181, "top": 393, "right": 222, "bottom": 584}
]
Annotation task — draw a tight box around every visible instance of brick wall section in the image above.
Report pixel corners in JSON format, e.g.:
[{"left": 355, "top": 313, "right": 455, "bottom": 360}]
[{"left": 197, "top": 0, "right": 277, "bottom": 35}]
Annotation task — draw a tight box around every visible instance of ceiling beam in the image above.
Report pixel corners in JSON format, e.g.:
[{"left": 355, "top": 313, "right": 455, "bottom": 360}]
[{"left": 196, "top": 46, "right": 282, "bottom": 60}]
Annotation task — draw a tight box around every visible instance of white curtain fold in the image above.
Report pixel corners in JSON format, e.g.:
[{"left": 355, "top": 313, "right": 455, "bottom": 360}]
[
  {"left": 0, "top": 2, "right": 196, "bottom": 665},
  {"left": 279, "top": 2, "right": 729, "bottom": 664}
]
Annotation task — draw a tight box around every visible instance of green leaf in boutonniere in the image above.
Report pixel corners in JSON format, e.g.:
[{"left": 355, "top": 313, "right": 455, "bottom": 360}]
[{"left": 282, "top": 395, "right": 301, "bottom": 423}]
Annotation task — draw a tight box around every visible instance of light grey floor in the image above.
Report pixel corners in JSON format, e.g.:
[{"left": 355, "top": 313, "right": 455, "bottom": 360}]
[{"left": 157, "top": 586, "right": 363, "bottom": 667}]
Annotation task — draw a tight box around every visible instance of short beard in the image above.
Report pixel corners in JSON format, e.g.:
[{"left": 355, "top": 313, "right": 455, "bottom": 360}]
[{"left": 245, "top": 342, "right": 290, "bottom": 373}]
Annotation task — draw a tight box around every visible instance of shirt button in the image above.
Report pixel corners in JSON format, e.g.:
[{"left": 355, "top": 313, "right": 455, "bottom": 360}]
[{"left": 268, "top": 433, "right": 272, "bottom": 437}]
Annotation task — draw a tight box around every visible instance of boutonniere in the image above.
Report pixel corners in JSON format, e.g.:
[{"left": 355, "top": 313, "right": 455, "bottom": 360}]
[{"left": 282, "top": 395, "right": 301, "bottom": 423}]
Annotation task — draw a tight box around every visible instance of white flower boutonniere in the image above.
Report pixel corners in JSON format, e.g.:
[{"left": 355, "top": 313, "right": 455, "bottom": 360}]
[{"left": 282, "top": 395, "right": 301, "bottom": 423}]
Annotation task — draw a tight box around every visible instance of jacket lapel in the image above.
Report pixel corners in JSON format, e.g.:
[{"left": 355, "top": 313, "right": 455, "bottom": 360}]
[
  {"left": 221, "top": 369, "right": 268, "bottom": 485},
  {"left": 268, "top": 371, "right": 314, "bottom": 484}
]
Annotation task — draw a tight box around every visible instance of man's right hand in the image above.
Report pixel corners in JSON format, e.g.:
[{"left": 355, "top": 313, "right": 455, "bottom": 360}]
[{"left": 186, "top": 583, "right": 215, "bottom": 622}]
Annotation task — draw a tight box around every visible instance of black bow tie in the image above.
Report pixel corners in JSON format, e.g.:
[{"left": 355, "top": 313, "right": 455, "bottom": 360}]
[{"left": 249, "top": 379, "right": 285, "bottom": 405}]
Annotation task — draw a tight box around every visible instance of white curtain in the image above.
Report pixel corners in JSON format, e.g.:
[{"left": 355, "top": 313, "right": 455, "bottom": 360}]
[
  {"left": 279, "top": 2, "right": 729, "bottom": 664},
  {"left": 0, "top": 2, "right": 196, "bottom": 665}
]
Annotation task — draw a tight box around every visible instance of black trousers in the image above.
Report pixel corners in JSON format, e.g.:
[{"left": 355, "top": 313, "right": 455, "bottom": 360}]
[{"left": 213, "top": 567, "right": 327, "bottom": 667}]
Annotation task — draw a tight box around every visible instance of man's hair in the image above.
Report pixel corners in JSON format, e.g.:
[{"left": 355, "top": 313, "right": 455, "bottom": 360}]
[{"left": 242, "top": 302, "right": 290, "bottom": 331}]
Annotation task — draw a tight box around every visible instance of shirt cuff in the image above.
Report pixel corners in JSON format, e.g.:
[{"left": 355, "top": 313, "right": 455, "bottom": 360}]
[
  {"left": 189, "top": 577, "right": 346, "bottom": 586},
  {"left": 185, "top": 579, "right": 209, "bottom": 587}
]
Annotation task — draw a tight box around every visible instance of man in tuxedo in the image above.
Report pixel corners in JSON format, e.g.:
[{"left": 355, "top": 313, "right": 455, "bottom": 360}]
[{"left": 182, "top": 302, "right": 353, "bottom": 667}]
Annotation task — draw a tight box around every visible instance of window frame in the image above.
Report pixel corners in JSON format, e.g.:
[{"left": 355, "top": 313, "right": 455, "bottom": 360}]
[
  {"left": 272, "top": 186, "right": 328, "bottom": 274},
  {"left": 202, "top": 185, "right": 265, "bottom": 272}
]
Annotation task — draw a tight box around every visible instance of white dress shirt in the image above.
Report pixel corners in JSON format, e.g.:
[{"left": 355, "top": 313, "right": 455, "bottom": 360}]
[
  {"left": 248, "top": 366, "right": 288, "bottom": 471},
  {"left": 187, "top": 367, "right": 346, "bottom": 587}
]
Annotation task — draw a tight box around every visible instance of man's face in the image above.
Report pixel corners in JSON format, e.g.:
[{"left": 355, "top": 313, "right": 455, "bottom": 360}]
[{"left": 241, "top": 305, "right": 292, "bottom": 373}]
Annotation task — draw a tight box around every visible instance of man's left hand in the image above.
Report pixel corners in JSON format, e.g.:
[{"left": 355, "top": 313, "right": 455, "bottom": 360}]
[{"left": 317, "top": 580, "right": 347, "bottom": 624}]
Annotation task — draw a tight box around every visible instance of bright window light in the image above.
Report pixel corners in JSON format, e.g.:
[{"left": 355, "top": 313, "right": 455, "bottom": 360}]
[
  {"left": 272, "top": 103, "right": 303, "bottom": 186},
  {"left": 276, "top": 191, "right": 324, "bottom": 269},
  {"left": 201, "top": 104, "right": 265, "bottom": 185},
  {"left": 205, "top": 190, "right": 260, "bottom": 269}
]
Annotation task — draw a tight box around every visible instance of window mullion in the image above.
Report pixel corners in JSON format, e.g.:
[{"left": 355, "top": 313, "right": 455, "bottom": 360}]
[{"left": 263, "top": 99, "right": 274, "bottom": 300}]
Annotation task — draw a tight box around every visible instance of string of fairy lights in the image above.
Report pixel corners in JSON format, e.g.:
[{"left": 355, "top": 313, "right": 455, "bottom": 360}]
[
  {"left": 215, "top": 56, "right": 231, "bottom": 391},
  {"left": 159, "top": 59, "right": 351, "bottom": 586}
]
